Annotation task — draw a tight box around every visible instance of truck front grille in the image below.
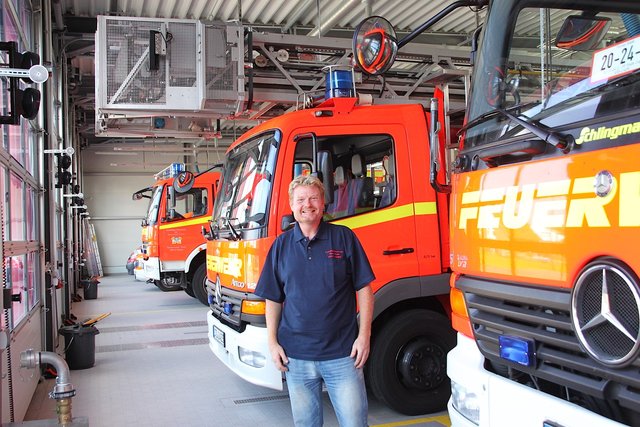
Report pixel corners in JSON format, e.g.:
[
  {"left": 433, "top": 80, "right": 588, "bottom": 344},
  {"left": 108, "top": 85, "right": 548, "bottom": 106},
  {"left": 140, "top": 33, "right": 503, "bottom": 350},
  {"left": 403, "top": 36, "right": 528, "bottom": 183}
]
[
  {"left": 458, "top": 276, "right": 640, "bottom": 416},
  {"left": 209, "top": 284, "right": 265, "bottom": 332}
]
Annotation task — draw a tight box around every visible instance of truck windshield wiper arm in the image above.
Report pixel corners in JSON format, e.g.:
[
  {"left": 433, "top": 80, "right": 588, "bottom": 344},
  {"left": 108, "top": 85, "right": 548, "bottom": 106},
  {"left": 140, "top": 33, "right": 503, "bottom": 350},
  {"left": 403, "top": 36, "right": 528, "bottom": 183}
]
[
  {"left": 222, "top": 217, "right": 241, "bottom": 241},
  {"left": 458, "top": 101, "right": 539, "bottom": 135},
  {"left": 495, "top": 107, "right": 573, "bottom": 153},
  {"left": 460, "top": 101, "right": 573, "bottom": 153}
]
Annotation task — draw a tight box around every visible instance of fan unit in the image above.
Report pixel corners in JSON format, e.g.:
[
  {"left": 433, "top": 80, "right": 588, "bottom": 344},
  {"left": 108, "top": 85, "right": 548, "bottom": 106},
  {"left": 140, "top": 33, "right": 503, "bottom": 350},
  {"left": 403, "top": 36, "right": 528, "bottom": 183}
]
[{"left": 95, "top": 16, "right": 245, "bottom": 115}]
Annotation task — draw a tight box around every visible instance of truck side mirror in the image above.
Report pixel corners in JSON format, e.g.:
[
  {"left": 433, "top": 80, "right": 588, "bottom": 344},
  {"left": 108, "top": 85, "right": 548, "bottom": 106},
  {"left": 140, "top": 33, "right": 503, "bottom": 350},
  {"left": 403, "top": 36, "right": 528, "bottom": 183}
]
[
  {"left": 317, "top": 150, "right": 334, "bottom": 205},
  {"left": 173, "top": 171, "right": 195, "bottom": 193},
  {"left": 201, "top": 225, "right": 213, "bottom": 241},
  {"left": 281, "top": 214, "right": 295, "bottom": 231},
  {"left": 556, "top": 15, "right": 611, "bottom": 51},
  {"left": 353, "top": 16, "right": 398, "bottom": 75}
]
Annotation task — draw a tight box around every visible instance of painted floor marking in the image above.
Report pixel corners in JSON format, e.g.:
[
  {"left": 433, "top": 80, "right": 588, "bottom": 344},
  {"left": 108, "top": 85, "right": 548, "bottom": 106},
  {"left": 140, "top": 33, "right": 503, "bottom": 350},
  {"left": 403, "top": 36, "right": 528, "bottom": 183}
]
[{"left": 372, "top": 414, "right": 451, "bottom": 427}]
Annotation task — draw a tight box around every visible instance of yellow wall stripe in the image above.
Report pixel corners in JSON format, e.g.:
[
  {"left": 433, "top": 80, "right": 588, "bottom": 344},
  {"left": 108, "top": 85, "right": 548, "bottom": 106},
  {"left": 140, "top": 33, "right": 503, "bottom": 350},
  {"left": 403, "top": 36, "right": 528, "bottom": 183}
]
[
  {"left": 333, "top": 202, "right": 437, "bottom": 230},
  {"left": 159, "top": 217, "right": 210, "bottom": 230}
]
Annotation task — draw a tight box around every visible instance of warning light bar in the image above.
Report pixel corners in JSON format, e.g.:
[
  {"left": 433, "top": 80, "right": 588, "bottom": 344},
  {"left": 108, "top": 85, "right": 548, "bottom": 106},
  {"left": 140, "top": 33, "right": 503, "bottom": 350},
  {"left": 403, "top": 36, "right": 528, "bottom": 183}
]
[{"left": 154, "top": 163, "right": 185, "bottom": 180}]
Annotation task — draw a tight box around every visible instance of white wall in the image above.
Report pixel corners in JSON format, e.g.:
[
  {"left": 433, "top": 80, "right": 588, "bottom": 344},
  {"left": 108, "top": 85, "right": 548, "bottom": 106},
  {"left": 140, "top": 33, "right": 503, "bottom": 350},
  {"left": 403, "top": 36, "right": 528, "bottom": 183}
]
[
  {"left": 81, "top": 148, "right": 227, "bottom": 275},
  {"left": 82, "top": 173, "right": 151, "bottom": 275}
]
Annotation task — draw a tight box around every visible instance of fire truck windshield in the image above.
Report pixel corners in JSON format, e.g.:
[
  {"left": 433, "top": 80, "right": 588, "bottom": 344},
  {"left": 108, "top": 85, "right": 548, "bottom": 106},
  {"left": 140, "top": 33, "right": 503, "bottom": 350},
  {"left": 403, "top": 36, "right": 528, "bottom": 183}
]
[
  {"left": 463, "top": 6, "right": 640, "bottom": 151},
  {"left": 212, "top": 130, "right": 280, "bottom": 240},
  {"left": 146, "top": 185, "right": 163, "bottom": 226}
]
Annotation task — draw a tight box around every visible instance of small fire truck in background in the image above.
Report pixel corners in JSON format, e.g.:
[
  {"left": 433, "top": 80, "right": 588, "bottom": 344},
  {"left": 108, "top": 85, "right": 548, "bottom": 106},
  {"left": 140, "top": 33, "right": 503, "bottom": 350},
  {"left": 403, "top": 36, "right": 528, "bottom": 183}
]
[
  {"left": 133, "top": 163, "right": 220, "bottom": 305},
  {"left": 361, "top": 0, "right": 640, "bottom": 425}
]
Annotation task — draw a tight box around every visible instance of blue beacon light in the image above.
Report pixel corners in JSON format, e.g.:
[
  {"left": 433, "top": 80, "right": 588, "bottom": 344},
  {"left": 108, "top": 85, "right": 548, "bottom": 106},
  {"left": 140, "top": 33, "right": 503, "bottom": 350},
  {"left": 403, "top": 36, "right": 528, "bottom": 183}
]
[
  {"left": 324, "top": 65, "right": 355, "bottom": 100},
  {"left": 499, "top": 335, "right": 536, "bottom": 367}
]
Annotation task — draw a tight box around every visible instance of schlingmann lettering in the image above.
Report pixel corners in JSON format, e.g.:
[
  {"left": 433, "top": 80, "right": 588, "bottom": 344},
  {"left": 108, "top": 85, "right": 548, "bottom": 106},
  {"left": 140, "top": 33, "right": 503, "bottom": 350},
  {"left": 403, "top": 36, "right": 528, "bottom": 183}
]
[{"left": 575, "top": 122, "right": 640, "bottom": 145}]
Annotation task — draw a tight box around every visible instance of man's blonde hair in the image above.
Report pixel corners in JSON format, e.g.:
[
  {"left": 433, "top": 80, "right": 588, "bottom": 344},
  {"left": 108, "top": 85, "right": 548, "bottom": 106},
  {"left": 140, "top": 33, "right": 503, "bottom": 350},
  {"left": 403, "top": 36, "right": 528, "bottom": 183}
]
[{"left": 288, "top": 175, "right": 325, "bottom": 201}]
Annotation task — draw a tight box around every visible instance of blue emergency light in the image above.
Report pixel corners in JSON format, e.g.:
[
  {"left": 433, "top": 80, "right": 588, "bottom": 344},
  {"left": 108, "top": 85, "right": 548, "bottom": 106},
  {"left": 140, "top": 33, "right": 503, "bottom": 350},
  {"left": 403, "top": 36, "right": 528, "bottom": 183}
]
[
  {"left": 154, "top": 162, "right": 185, "bottom": 180},
  {"left": 223, "top": 302, "right": 233, "bottom": 315},
  {"left": 499, "top": 335, "right": 536, "bottom": 367},
  {"left": 324, "top": 65, "right": 355, "bottom": 100}
]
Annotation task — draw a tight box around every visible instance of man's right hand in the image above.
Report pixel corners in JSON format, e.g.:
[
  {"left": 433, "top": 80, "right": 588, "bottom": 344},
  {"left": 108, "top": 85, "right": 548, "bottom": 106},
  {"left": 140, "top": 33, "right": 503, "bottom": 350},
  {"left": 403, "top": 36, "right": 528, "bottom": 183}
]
[
  {"left": 264, "top": 300, "right": 288, "bottom": 371},
  {"left": 269, "top": 342, "right": 289, "bottom": 372}
]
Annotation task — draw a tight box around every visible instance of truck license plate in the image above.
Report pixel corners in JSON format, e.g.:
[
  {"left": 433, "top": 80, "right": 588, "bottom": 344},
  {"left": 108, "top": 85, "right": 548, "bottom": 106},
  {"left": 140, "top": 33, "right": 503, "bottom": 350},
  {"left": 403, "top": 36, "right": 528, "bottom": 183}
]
[{"left": 213, "top": 325, "right": 225, "bottom": 347}]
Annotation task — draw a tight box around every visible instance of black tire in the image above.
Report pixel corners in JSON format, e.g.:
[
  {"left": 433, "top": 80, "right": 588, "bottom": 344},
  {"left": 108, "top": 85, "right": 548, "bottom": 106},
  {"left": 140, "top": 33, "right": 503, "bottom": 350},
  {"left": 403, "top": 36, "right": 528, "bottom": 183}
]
[
  {"left": 191, "top": 263, "right": 209, "bottom": 306},
  {"left": 153, "top": 279, "right": 181, "bottom": 292},
  {"left": 367, "top": 309, "right": 456, "bottom": 415}
]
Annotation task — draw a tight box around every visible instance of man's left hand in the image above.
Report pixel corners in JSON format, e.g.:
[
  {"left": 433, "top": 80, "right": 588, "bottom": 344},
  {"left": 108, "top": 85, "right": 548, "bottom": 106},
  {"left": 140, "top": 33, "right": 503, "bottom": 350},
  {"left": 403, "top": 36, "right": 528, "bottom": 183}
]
[{"left": 350, "top": 335, "right": 370, "bottom": 369}]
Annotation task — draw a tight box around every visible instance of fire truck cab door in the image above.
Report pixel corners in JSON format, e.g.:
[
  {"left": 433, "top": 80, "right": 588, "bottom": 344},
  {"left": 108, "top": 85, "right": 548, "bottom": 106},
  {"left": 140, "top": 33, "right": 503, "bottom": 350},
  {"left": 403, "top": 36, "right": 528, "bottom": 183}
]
[{"left": 283, "top": 123, "right": 420, "bottom": 293}]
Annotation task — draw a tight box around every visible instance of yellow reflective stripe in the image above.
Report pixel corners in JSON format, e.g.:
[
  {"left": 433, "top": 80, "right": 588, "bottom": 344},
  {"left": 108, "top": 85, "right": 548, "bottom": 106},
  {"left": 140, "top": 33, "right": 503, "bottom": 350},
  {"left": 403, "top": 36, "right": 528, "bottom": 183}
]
[
  {"left": 414, "top": 201, "right": 437, "bottom": 215},
  {"left": 159, "top": 217, "right": 209, "bottom": 230},
  {"left": 332, "top": 202, "right": 437, "bottom": 230}
]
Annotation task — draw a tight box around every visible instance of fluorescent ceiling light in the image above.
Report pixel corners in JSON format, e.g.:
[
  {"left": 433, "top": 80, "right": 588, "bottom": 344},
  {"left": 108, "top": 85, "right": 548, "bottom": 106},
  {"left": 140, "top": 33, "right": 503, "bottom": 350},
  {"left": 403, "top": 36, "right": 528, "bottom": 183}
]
[
  {"left": 113, "top": 146, "right": 220, "bottom": 152},
  {"left": 94, "top": 151, "right": 139, "bottom": 156}
]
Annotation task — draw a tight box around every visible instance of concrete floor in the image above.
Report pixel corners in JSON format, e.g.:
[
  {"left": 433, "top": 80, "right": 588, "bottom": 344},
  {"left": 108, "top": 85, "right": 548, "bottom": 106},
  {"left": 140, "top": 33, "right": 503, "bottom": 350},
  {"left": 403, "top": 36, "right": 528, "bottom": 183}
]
[{"left": 23, "top": 274, "right": 450, "bottom": 427}]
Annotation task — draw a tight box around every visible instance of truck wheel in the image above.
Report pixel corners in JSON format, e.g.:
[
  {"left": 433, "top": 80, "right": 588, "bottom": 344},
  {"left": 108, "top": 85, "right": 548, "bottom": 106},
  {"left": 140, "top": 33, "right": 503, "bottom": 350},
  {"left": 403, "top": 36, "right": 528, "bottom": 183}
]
[
  {"left": 153, "top": 279, "right": 181, "bottom": 292},
  {"left": 367, "top": 309, "right": 455, "bottom": 415},
  {"left": 191, "top": 264, "right": 209, "bottom": 306}
]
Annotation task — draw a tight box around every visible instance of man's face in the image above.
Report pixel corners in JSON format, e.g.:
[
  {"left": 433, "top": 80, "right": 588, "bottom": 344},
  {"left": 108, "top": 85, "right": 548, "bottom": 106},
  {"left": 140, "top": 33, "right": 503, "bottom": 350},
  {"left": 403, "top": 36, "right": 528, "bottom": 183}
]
[{"left": 290, "top": 185, "right": 323, "bottom": 227}]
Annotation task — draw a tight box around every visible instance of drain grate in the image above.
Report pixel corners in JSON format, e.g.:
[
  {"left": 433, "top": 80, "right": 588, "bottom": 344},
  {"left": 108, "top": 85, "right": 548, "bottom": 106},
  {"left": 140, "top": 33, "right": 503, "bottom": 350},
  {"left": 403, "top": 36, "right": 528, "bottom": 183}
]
[
  {"left": 233, "top": 394, "right": 289, "bottom": 405},
  {"left": 97, "top": 338, "right": 209, "bottom": 353},
  {"left": 99, "top": 321, "right": 207, "bottom": 333}
]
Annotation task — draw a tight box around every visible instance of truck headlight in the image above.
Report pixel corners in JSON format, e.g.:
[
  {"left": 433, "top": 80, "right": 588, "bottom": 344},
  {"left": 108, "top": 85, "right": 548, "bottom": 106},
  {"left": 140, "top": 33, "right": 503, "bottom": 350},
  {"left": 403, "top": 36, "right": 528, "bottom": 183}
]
[
  {"left": 451, "top": 380, "right": 480, "bottom": 424},
  {"left": 238, "top": 347, "right": 266, "bottom": 368}
]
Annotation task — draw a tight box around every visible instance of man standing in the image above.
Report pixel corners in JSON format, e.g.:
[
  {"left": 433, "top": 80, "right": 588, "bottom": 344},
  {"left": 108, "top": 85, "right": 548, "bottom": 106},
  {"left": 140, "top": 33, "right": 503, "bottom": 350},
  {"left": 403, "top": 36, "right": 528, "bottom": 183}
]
[{"left": 255, "top": 175, "right": 375, "bottom": 427}]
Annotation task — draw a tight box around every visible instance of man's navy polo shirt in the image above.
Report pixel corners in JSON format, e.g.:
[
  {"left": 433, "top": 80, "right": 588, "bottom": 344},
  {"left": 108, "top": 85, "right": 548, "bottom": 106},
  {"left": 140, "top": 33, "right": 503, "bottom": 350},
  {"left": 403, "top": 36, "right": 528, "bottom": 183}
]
[{"left": 255, "top": 221, "right": 375, "bottom": 361}]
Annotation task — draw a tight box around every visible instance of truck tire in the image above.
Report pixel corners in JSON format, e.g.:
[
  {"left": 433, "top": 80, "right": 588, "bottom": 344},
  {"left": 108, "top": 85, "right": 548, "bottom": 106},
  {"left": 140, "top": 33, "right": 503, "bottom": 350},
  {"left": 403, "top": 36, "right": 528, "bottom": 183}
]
[
  {"left": 153, "top": 279, "right": 181, "bottom": 292},
  {"left": 367, "top": 309, "right": 455, "bottom": 415},
  {"left": 191, "top": 263, "right": 209, "bottom": 306}
]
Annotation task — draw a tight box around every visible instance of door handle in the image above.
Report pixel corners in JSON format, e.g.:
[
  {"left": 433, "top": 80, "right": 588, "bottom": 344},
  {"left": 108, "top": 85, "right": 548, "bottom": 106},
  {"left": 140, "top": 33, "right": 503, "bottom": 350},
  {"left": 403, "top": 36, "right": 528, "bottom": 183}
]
[{"left": 383, "top": 248, "right": 415, "bottom": 255}]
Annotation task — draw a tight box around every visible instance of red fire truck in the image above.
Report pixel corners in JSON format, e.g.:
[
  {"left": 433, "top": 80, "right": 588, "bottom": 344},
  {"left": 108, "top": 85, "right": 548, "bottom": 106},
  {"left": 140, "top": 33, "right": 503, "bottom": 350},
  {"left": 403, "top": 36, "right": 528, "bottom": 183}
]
[
  {"left": 134, "top": 163, "right": 220, "bottom": 305},
  {"left": 204, "top": 64, "right": 463, "bottom": 414}
]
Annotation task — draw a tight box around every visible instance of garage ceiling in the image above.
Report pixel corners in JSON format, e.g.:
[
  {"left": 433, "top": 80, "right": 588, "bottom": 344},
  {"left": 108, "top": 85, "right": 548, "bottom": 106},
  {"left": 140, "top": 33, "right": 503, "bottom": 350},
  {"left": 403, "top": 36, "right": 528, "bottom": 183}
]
[
  {"left": 55, "top": 0, "right": 487, "bottom": 157},
  {"left": 57, "top": 0, "right": 486, "bottom": 37}
]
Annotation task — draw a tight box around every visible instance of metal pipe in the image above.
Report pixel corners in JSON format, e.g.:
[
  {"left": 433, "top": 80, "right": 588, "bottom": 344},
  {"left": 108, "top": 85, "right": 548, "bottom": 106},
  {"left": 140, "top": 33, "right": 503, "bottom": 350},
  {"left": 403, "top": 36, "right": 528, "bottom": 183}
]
[
  {"left": 398, "top": 0, "right": 489, "bottom": 48},
  {"left": 52, "top": 0, "right": 65, "bottom": 31},
  {"left": 362, "top": 0, "right": 372, "bottom": 17},
  {"left": 307, "top": 0, "right": 361, "bottom": 37},
  {"left": 21, "top": 349, "right": 76, "bottom": 425},
  {"left": 283, "top": 0, "right": 316, "bottom": 32}
]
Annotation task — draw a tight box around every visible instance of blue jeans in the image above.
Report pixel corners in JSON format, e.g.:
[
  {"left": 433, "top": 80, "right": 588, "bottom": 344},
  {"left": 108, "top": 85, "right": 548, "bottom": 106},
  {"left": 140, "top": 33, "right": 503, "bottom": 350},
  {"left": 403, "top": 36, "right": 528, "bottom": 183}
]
[{"left": 285, "top": 356, "right": 368, "bottom": 427}]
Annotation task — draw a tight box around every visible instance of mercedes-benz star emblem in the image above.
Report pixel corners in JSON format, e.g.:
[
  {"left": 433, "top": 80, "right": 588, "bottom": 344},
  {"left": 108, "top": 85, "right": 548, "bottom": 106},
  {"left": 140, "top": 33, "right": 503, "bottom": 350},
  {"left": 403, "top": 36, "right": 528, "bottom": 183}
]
[{"left": 572, "top": 263, "right": 640, "bottom": 367}]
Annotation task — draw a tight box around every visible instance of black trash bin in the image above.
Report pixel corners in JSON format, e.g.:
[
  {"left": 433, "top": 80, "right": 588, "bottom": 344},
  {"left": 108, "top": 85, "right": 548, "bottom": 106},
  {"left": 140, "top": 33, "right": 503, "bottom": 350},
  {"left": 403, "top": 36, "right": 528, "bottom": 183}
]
[
  {"left": 59, "top": 324, "right": 100, "bottom": 370},
  {"left": 83, "top": 279, "right": 98, "bottom": 300}
]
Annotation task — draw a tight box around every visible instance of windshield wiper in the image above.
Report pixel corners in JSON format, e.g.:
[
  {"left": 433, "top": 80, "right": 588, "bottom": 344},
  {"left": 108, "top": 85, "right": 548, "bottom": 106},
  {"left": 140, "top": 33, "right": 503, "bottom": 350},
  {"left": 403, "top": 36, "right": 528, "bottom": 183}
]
[
  {"left": 458, "top": 101, "right": 540, "bottom": 134},
  {"left": 495, "top": 107, "right": 573, "bottom": 153},
  {"left": 460, "top": 101, "right": 573, "bottom": 153},
  {"left": 222, "top": 217, "right": 241, "bottom": 241}
]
